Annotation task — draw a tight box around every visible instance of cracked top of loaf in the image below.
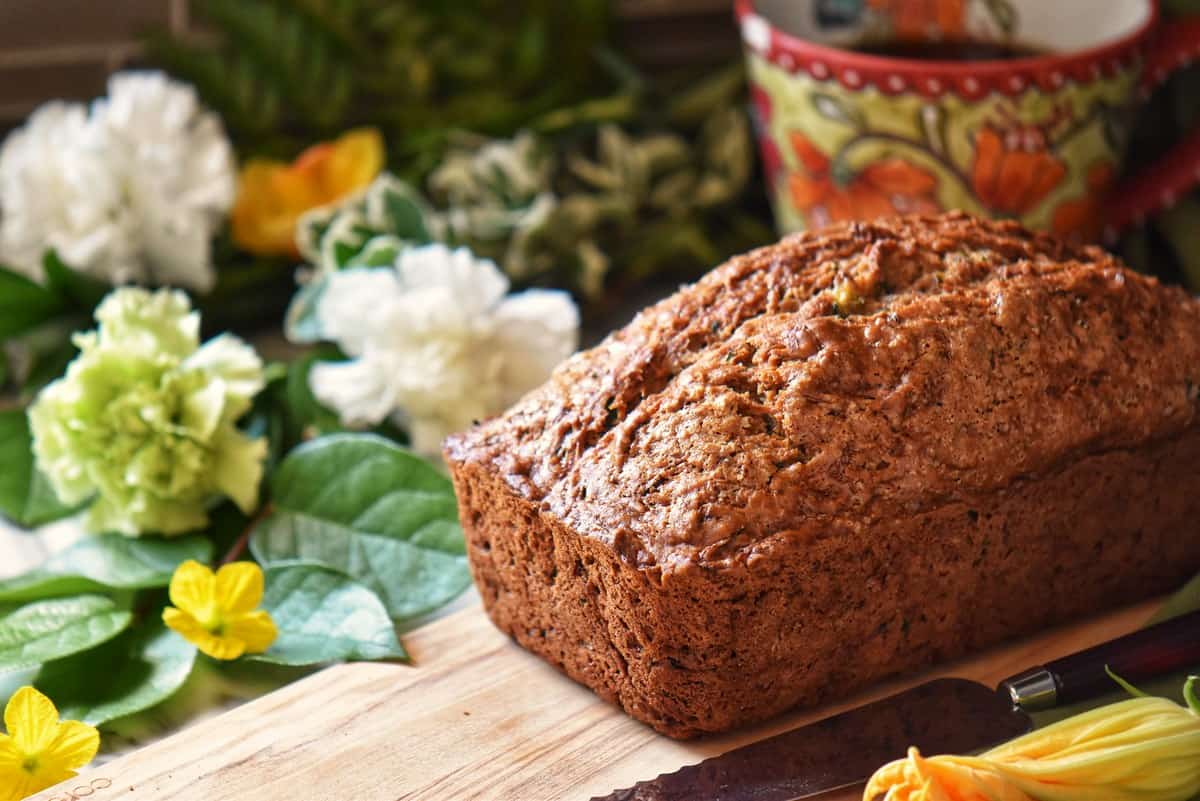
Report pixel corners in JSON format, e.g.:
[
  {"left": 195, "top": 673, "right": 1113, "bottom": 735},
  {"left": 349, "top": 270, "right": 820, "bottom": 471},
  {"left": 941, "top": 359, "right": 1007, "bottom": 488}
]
[{"left": 444, "top": 213, "right": 1200, "bottom": 574}]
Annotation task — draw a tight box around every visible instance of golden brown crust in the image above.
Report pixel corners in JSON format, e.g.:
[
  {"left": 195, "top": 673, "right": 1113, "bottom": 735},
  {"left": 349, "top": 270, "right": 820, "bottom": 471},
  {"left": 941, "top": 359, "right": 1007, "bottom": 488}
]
[{"left": 444, "top": 212, "right": 1200, "bottom": 737}]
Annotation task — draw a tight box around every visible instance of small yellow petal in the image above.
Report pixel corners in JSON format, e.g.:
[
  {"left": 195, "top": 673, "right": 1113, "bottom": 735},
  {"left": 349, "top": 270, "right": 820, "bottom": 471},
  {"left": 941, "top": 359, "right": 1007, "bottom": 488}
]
[
  {"left": 0, "top": 734, "right": 50, "bottom": 801},
  {"left": 214, "top": 562, "right": 265, "bottom": 615},
  {"left": 1, "top": 771, "right": 43, "bottom": 801},
  {"left": 0, "top": 733, "right": 22, "bottom": 769},
  {"left": 45, "top": 719, "right": 99, "bottom": 773},
  {"left": 324, "top": 127, "right": 384, "bottom": 198},
  {"left": 4, "top": 687, "right": 59, "bottom": 753},
  {"left": 197, "top": 633, "right": 247, "bottom": 661},
  {"left": 226, "top": 610, "right": 278, "bottom": 655},
  {"left": 168, "top": 560, "right": 216, "bottom": 617},
  {"left": 230, "top": 128, "right": 383, "bottom": 257},
  {"left": 165, "top": 607, "right": 246, "bottom": 659},
  {"left": 163, "top": 607, "right": 208, "bottom": 644}
]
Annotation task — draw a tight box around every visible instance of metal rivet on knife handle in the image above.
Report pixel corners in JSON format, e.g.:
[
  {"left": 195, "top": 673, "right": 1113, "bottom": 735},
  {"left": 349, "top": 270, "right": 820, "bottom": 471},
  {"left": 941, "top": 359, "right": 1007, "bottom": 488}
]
[{"left": 1000, "top": 670, "right": 1059, "bottom": 711}]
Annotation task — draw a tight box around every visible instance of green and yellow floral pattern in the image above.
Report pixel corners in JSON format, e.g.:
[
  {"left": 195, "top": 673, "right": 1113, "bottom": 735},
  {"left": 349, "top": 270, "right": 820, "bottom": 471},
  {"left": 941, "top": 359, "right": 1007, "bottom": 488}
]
[{"left": 750, "top": 52, "right": 1136, "bottom": 242}]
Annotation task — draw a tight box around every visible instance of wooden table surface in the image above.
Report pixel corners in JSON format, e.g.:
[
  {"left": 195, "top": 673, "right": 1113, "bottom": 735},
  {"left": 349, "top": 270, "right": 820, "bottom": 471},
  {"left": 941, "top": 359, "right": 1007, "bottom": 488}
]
[{"left": 21, "top": 590, "right": 1159, "bottom": 801}]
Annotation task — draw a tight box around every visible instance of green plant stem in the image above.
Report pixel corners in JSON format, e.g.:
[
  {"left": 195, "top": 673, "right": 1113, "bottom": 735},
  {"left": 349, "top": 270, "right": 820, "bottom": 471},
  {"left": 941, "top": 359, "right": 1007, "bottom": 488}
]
[{"left": 220, "top": 503, "right": 273, "bottom": 565}]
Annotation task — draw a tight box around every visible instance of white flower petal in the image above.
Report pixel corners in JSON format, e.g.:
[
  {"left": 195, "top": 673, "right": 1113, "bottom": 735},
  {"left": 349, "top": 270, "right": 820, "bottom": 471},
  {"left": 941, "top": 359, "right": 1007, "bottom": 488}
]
[
  {"left": 304, "top": 234, "right": 578, "bottom": 458},
  {"left": 394, "top": 243, "right": 509, "bottom": 314},
  {"left": 0, "top": 102, "right": 105, "bottom": 281},
  {"left": 184, "top": 333, "right": 266, "bottom": 409},
  {"left": 490, "top": 289, "right": 579, "bottom": 406},
  {"left": 0, "top": 71, "right": 236, "bottom": 290},
  {"left": 316, "top": 268, "right": 404, "bottom": 357},
  {"left": 309, "top": 357, "right": 399, "bottom": 427}
]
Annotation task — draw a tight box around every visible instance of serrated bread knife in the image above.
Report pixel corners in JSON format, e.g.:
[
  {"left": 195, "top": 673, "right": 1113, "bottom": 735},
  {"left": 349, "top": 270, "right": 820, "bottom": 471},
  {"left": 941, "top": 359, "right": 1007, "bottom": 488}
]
[{"left": 591, "top": 609, "right": 1200, "bottom": 801}]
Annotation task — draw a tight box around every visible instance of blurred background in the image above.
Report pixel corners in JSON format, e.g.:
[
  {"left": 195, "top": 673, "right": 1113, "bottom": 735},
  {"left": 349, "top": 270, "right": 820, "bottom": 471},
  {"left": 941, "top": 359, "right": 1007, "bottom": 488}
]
[
  {"left": 0, "top": 0, "right": 739, "bottom": 128},
  {"left": 1, "top": 0, "right": 1197, "bottom": 312}
]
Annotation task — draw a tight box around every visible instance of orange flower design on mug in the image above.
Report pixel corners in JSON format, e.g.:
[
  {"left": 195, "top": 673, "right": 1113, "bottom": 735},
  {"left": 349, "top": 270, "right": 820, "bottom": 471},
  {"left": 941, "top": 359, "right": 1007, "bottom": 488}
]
[
  {"left": 1052, "top": 162, "right": 1117, "bottom": 243},
  {"left": 971, "top": 108, "right": 1069, "bottom": 217},
  {"left": 867, "top": 0, "right": 967, "bottom": 39},
  {"left": 787, "top": 133, "right": 940, "bottom": 226}
]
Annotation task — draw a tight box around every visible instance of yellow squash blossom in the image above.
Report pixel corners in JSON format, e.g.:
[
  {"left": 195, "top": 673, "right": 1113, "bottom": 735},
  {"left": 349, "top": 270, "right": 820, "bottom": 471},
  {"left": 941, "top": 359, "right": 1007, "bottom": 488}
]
[
  {"left": 0, "top": 687, "right": 99, "bottom": 801},
  {"left": 865, "top": 678, "right": 1200, "bottom": 801},
  {"left": 232, "top": 127, "right": 384, "bottom": 257},
  {"left": 162, "top": 560, "right": 278, "bottom": 660}
]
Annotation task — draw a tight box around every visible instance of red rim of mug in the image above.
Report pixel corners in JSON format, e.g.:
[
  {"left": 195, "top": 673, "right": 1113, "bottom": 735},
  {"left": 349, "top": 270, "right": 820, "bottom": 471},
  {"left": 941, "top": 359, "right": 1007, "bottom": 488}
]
[{"left": 734, "top": 0, "right": 1160, "bottom": 98}]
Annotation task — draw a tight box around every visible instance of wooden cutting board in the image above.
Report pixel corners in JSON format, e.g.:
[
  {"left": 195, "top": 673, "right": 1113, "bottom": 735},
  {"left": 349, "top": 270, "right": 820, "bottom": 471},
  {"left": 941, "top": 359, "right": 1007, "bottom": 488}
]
[{"left": 28, "top": 599, "right": 1159, "bottom": 801}]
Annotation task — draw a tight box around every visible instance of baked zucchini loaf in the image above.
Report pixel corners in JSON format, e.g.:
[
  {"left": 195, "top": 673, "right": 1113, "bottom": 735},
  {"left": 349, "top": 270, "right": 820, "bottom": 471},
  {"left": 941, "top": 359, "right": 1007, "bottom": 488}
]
[{"left": 444, "top": 212, "right": 1200, "bottom": 739}]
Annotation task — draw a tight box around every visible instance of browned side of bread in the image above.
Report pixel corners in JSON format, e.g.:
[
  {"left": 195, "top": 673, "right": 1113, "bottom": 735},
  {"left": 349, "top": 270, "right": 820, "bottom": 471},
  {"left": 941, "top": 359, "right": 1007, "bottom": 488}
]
[{"left": 444, "top": 212, "right": 1200, "bottom": 738}]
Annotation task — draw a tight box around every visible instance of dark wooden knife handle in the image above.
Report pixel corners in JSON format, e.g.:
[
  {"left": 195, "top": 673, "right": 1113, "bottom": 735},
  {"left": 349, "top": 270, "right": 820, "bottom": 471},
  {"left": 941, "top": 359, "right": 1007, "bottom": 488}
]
[{"left": 1001, "top": 610, "right": 1200, "bottom": 710}]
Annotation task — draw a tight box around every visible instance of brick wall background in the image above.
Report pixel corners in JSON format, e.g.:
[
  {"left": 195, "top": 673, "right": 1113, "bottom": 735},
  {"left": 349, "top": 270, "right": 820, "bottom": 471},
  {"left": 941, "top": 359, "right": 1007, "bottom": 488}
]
[{"left": 0, "top": 0, "right": 739, "bottom": 127}]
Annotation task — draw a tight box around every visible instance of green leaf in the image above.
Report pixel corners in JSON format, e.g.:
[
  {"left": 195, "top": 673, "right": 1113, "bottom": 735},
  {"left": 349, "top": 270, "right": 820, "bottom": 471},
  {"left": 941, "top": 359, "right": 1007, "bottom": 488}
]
[
  {"left": 0, "top": 408, "right": 79, "bottom": 527},
  {"left": 250, "top": 434, "right": 470, "bottom": 620},
  {"left": 349, "top": 235, "right": 406, "bottom": 268},
  {"left": 251, "top": 515, "right": 469, "bottom": 621},
  {"left": 320, "top": 211, "right": 372, "bottom": 271},
  {"left": 0, "top": 534, "right": 212, "bottom": 602},
  {"left": 42, "top": 251, "right": 110, "bottom": 311},
  {"left": 366, "top": 176, "right": 432, "bottom": 243},
  {"left": 1151, "top": 570, "right": 1200, "bottom": 624},
  {"left": 0, "top": 595, "right": 133, "bottom": 672},
  {"left": 20, "top": 337, "right": 78, "bottom": 398},
  {"left": 0, "top": 266, "right": 66, "bottom": 339},
  {"left": 35, "top": 618, "right": 196, "bottom": 726},
  {"left": 268, "top": 434, "right": 460, "bottom": 534},
  {"left": 283, "top": 349, "right": 342, "bottom": 440},
  {"left": 252, "top": 563, "right": 406, "bottom": 665}
]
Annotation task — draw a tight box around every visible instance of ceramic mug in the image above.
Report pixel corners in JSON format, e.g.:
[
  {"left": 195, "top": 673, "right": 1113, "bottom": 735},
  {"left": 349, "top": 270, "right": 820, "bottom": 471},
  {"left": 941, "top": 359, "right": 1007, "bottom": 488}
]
[{"left": 737, "top": 0, "right": 1200, "bottom": 242}]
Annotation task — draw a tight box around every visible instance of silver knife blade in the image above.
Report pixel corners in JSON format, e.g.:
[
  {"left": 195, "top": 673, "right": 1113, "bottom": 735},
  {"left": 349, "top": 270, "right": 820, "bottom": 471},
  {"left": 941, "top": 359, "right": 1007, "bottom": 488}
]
[{"left": 591, "top": 678, "right": 1032, "bottom": 801}]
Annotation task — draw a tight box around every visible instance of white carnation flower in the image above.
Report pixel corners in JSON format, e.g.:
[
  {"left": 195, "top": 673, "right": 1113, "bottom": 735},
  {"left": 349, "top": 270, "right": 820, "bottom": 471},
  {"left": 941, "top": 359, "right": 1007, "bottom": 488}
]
[
  {"left": 0, "top": 71, "right": 235, "bottom": 291},
  {"left": 309, "top": 243, "right": 579, "bottom": 457},
  {"left": 0, "top": 103, "right": 111, "bottom": 282}
]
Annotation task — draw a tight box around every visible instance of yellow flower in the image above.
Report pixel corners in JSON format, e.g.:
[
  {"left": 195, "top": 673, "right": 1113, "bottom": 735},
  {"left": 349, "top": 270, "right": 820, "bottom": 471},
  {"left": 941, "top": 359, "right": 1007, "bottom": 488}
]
[
  {"left": 0, "top": 687, "right": 99, "bottom": 801},
  {"left": 231, "top": 127, "right": 384, "bottom": 257},
  {"left": 865, "top": 678, "right": 1200, "bottom": 801},
  {"left": 162, "top": 560, "right": 278, "bottom": 660}
]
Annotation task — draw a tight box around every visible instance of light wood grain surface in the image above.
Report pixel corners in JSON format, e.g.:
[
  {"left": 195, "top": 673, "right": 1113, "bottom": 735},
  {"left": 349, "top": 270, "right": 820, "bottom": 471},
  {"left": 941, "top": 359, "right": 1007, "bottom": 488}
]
[{"left": 24, "top": 596, "right": 1159, "bottom": 801}]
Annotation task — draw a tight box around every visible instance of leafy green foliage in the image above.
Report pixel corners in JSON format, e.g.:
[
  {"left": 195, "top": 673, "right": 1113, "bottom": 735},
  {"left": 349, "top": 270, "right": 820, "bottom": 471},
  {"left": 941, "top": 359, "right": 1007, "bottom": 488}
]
[
  {"left": 0, "top": 266, "right": 66, "bottom": 339},
  {"left": 19, "top": 337, "right": 78, "bottom": 399},
  {"left": 0, "top": 534, "right": 212, "bottom": 602},
  {"left": 243, "top": 350, "right": 367, "bottom": 471},
  {"left": 0, "top": 408, "right": 79, "bottom": 527},
  {"left": 0, "top": 594, "right": 133, "bottom": 671},
  {"left": 145, "top": 0, "right": 612, "bottom": 163},
  {"left": 250, "top": 434, "right": 470, "bottom": 620},
  {"left": 253, "top": 563, "right": 406, "bottom": 665},
  {"left": 0, "top": 251, "right": 115, "bottom": 398},
  {"left": 294, "top": 174, "right": 433, "bottom": 274},
  {"left": 42, "top": 252, "right": 110, "bottom": 312},
  {"left": 283, "top": 351, "right": 344, "bottom": 439},
  {"left": 0, "top": 251, "right": 115, "bottom": 342},
  {"left": 35, "top": 619, "right": 197, "bottom": 726}
]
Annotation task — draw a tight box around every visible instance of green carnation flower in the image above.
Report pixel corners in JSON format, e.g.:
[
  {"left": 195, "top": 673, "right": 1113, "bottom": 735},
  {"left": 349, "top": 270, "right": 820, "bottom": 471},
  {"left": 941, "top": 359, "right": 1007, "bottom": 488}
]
[{"left": 29, "top": 287, "right": 267, "bottom": 536}]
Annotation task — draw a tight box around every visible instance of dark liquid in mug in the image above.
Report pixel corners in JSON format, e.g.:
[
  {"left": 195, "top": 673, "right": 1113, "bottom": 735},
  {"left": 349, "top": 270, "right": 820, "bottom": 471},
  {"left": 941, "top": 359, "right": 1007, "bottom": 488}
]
[{"left": 853, "top": 39, "right": 1050, "bottom": 61}]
